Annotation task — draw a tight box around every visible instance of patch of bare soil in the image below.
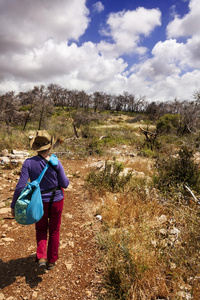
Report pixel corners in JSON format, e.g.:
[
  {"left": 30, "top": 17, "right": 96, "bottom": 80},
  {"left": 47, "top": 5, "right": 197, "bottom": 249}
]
[{"left": 0, "top": 158, "right": 104, "bottom": 300}]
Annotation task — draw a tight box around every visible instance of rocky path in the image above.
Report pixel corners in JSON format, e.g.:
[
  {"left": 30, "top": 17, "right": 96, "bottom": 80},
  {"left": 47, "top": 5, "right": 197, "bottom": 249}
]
[{"left": 0, "top": 157, "right": 104, "bottom": 300}]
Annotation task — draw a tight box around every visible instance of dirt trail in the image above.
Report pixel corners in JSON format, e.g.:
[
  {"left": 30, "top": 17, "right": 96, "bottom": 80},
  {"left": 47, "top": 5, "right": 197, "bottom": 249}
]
[{"left": 0, "top": 157, "right": 103, "bottom": 300}]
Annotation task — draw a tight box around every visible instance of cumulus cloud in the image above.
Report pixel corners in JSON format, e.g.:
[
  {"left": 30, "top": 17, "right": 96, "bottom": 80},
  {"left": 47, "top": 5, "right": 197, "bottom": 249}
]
[
  {"left": 98, "top": 7, "right": 161, "bottom": 57},
  {"left": 0, "top": 0, "right": 90, "bottom": 54},
  {"left": 167, "top": 0, "right": 200, "bottom": 38},
  {"left": 136, "top": 39, "right": 185, "bottom": 79},
  {"left": 184, "top": 35, "right": 200, "bottom": 68},
  {"left": 123, "top": 0, "right": 200, "bottom": 101},
  {"left": 0, "top": 0, "right": 200, "bottom": 103},
  {"left": 0, "top": 39, "right": 127, "bottom": 93},
  {"left": 93, "top": 1, "right": 104, "bottom": 13},
  {"left": 125, "top": 68, "right": 200, "bottom": 102},
  {"left": 147, "top": 71, "right": 200, "bottom": 102}
]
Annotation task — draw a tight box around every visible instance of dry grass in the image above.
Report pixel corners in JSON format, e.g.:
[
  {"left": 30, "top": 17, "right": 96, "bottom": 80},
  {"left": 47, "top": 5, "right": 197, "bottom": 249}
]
[
  {"left": 93, "top": 123, "right": 156, "bottom": 132},
  {"left": 97, "top": 189, "right": 170, "bottom": 299},
  {"left": 93, "top": 174, "right": 200, "bottom": 299},
  {"left": 125, "top": 156, "right": 154, "bottom": 177},
  {"left": 0, "top": 127, "right": 30, "bottom": 151}
]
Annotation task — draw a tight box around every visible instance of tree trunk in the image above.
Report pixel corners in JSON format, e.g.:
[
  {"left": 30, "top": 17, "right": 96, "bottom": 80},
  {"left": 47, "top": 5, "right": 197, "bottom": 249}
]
[{"left": 73, "top": 122, "right": 79, "bottom": 138}]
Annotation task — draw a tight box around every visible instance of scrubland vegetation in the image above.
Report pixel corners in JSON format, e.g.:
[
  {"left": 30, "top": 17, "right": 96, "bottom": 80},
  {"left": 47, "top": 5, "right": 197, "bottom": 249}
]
[{"left": 1, "top": 85, "right": 200, "bottom": 299}]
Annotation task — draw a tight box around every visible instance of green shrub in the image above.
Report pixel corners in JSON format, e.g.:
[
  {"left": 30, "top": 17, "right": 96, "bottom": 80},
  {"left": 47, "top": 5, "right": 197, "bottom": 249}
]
[
  {"left": 137, "top": 134, "right": 161, "bottom": 154},
  {"left": 98, "top": 134, "right": 129, "bottom": 148},
  {"left": 154, "top": 146, "right": 200, "bottom": 194},
  {"left": 86, "top": 137, "right": 103, "bottom": 156},
  {"left": 86, "top": 159, "right": 132, "bottom": 193},
  {"left": 98, "top": 232, "right": 136, "bottom": 300},
  {"left": 156, "top": 114, "right": 180, "bottom": 134},
  {"left": 138, "top": 147, "right": 157, "bottom": 158}
]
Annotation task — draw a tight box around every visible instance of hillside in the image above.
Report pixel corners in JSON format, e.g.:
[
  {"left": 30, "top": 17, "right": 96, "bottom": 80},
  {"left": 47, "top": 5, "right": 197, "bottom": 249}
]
[{"left": 0, "top": 113, "right": 200, "bottom": 299}]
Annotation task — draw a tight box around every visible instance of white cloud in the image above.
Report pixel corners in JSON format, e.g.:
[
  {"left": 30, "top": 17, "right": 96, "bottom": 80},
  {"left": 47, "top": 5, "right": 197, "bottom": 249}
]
[
  {"left": 93, "top": 1, "right": 104, "bottom": 13},
  {"left": 183, "top": 35, "right": 200, "bottom": 68},
  {"left": 148, "top": 70, "right": 200, "bottom": 102},
  {"left": 152, "top": 39, "right": 184, "bottom": 62},
  {"left": 0, "top": 0, "right": 90, "bottom": 54},
  {"left": 130, "top": 39, "right": 185, "bottom": 82},
  {"left": 123, "top": 0, "right": 200, "bottom": 101},
  {"left": 0, "top": 0, "right": 199, "bottom": 103},
  {"left": 169, "top": 5, "right": 176, "bottom": 18},
  {"left": 0, "top": 39, "right": 128, "bottom": 93},
  {"left": 167, "top": 0, "right": 200, "bottom": 38},
  {"left": 164, "top": 0, "right": 200, "bottom": 70},
  {"left": 126, "top": 69, "right": 200, "bottom": 102},
  {"left": 98, "top": 7, "right": 161, "bottom": 57}
]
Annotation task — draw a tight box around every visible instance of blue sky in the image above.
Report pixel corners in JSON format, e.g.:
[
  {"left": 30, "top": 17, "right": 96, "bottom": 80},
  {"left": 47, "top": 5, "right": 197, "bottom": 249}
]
[{"left": 0, "top": 0, "right": 199, "bottom": 102}]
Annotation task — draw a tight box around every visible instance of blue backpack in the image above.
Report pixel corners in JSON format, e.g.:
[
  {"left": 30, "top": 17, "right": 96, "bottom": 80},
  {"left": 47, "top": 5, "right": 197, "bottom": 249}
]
[{"left": 15, "top": 154, "right": 58, "bottom": 225}]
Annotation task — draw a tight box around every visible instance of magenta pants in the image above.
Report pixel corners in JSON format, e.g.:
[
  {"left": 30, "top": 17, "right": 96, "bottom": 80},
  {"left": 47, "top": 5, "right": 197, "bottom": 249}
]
[{"left": 35, "top": 196, "right": 64, "bottom": 263}]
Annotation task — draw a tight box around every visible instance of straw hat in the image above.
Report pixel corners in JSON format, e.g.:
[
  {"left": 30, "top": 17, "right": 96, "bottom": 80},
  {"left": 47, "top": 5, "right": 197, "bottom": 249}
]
[{"left": 30, "top": 130, "right": 55, "bottom": 151}]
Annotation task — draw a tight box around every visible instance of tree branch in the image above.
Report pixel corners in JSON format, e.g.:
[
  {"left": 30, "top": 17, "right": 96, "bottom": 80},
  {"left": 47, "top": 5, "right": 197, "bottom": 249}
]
[{"left": 184, "top": 184, "right": 200, "bottom": 205}]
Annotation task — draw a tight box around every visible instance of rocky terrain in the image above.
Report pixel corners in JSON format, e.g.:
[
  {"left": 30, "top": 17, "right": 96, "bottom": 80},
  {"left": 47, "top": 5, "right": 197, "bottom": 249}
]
[
  {"left": 1, "top": 144, "right": 199, "bottom": 299},
  {"left": 0, "top": 154, "right": 105, "bottom": 300}
]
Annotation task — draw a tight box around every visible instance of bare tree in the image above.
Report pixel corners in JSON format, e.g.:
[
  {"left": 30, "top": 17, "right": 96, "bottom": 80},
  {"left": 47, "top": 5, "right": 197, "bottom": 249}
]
[
  {"left": 29, "top": 85, "right": 54, "bottom": 130},
  {"left": 139, "top": 127, "right": 159, "bottom": 150},
  {"left": 177, "top": 100, "right": 200, "bottom": 135},
  {"left": 47, "top": 84, "right": 63, "bottom": 106},
  {"left": 146, "top": 101, "right": 163, "bottom": 121},
  {"left": 92, "top": 91, "right": 105, "bottom": 112},
  {"left": 0, "top": 91, "right": 19, "bottom": 128},
  {"left": 18, "top": 90, "right": 37, "bottom": 131},
  {"left": 113, "top": 94, "right": 125, "bottom": 113},
  {"left": 102, "top": 93, "right": 113, "bottom": 111}
]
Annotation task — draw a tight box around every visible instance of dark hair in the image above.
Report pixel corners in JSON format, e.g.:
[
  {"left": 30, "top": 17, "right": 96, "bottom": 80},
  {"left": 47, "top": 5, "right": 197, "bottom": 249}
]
[{"left": 37, "top": 148, "right": 51, "bottom": 155}]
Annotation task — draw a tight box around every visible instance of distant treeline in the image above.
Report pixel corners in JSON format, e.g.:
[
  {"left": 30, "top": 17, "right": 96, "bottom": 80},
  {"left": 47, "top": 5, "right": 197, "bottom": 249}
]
[{"left": 0, "top": 84, "right": 200, "bottom": 133}]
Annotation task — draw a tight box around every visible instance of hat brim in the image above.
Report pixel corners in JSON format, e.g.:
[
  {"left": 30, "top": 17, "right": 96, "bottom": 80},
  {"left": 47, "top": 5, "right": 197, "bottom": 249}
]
[{"left": 30, "top": 136, "right": 55, "bottom": 152}]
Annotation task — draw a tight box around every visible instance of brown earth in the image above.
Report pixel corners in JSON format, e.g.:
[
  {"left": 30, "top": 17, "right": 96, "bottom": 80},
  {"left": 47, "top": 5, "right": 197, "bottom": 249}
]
[{"left": 0, "top": 157, "right": 105, "bottom": 300}]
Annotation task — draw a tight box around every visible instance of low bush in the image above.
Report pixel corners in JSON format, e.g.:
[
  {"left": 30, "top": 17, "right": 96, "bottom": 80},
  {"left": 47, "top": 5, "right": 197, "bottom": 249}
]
[
  {"left": 97, "top": 232, "right": 136, "bottom": 299},
  {"left": 156, "top": 114, "right": 180, "bottom": 134},
  {"left": 154, "top": 146, "right": 200, "bottom": 194},
  {"left": 86, "top": 138, "right": 104, "bottom": 156},
  {"left": 86, "top": 159, "right": 132, "bottom": 193},
  {"left": 137, "top": 147, "right": 157, "bottom": 158}
]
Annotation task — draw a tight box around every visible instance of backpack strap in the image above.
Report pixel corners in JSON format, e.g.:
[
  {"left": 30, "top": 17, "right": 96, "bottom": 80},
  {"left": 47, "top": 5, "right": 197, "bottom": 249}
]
[
  {"left": 41, "top": 186, "right": 61, "bottom": 218},
  {"left": 36, "top": 163, "right": 49, "bottom": 184},
  {"left": 38, "top": 154, "right": 58, "bottom": 173},
  {"left": 38, "top": 154, "right": 61, "bottom": 218}
]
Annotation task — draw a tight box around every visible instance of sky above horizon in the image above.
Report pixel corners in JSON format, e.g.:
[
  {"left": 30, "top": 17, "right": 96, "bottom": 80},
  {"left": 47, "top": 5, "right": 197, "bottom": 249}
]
[{"left": 0, "top": 0, "right": 200, "bottom": 102}]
